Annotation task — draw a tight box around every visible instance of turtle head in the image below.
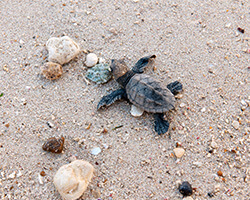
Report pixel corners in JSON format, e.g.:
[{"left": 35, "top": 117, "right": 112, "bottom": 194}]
[{"left": 110, "top": 59, "right": 129, "bottom": 80}]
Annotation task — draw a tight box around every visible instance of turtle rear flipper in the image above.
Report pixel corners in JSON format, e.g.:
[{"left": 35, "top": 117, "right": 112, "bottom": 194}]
[
  {"left": 167, "top": 81, "right": 183, "bottom": 95},
  {"left": 154, "top": 113, "right": 169, "bottom": 135},
  {"left": 132, "top": 55, "right": 156, "bottom": 73},
  {"left": 97, "top": 89, "right": 127, "bottom": 109}
]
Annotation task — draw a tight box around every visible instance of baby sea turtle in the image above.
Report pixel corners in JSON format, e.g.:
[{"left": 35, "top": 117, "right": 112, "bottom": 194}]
[{"left": 97, "top": 55, "right": 183, "bottom": 135}]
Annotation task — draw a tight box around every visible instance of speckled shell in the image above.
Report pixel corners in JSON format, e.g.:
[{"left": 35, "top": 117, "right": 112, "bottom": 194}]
[
  {"left": 41, "top": 62, "right": 63, "bottom": 80},
  {"left": 126, "top": 74, "right": 175, "bottom": 113}
]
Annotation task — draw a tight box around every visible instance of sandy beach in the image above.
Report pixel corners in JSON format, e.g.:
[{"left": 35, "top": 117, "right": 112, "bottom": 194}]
[{"left": 0, "top": 0, "right": 249, "bottom": 199}]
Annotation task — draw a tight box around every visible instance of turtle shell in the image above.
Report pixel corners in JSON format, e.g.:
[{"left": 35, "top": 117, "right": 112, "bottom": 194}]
[{"left": 126, "top": 74, "right": 175, "bottom": 113}]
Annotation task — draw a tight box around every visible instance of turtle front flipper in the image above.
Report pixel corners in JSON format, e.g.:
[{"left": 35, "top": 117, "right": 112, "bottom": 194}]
[
  {"left": 154, "top": 113, "right": 169, "bottom": 135},
  {"left": 97, "top": 89, "right": 127, "bottom": 110},
  {"left": 167, "top": 81, "right": 183, "bottom": 95},
  {"left": 132, "top": 55, "right": 156, "bottom": 73}
]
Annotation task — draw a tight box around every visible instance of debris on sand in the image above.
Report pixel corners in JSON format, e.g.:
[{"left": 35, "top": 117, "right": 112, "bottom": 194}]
[
  {"left": 42, "top": 136, "right": 65, "bottom": 153},
  {"left": 179, "top": 181, "right": 193, "bottom": 196},
  {"left": 40, "top": 62, "right": 63, "bottom": 80}
]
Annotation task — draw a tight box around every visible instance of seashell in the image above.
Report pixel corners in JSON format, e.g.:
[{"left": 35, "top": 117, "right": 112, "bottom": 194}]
[
  {"left": 130, "top": 105, "right": 144, "bottom": 117},
  {"left": 85, "top": 53, "right": 98, "bottom": 67},
  {"left": 86, "top": 63, "right": 112, "bottom": 84},
  {"left": 53, "top": 160, "right": 94, "bottom": 200},
  {"left": 173, "top": 147, "right": 185, "bottom": 158}
]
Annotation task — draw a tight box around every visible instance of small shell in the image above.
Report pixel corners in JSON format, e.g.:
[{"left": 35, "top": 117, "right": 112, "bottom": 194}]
[
  {"left": 41, "top": 62, "right": 63, "bottom": 80},
  {"left": 42, "top": 136, "right": 65, "bottom": 153},
  {"left": 85, "top": 53, "right": 98, "bottom": 67},
  {"left": 130, "top": 105, "right": 144, "bottom": 117},
  {"left": 173, "top": 148, "right": 185, "bottom": 158},
  {"left": 91, "top": 147, "right": 102, "bottom": 155},
  {"left": 86, "top": 63, "right": 112, "bottom": 84}
]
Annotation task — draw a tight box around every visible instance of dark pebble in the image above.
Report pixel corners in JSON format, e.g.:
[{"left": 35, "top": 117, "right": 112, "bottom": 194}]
[
  {"left": 208, "top": 192, "right": 215, "bottom": 197},
  {"left": 179, "top": 181, "right": 193, "bottom": 196},
  {"left": 42, "top": 136, "right": 64, "bottom": 153},
  {"left": 237, "top": 27, "right": 245, "bottom": 34}
]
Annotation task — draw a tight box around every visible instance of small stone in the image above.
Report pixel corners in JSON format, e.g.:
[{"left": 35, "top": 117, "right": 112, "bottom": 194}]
[
  {"left": 217, "top": 170, "right": 223, "bottom": 176},
  {"left": 41, "top": 62, "right": 63, "bottom": 80},
  {"left": 201, "top": 107, "right": 206, "bottom": 112},
  {"left": 179, "top": 103, "right": 186, "bottom": 108},
  {"left": 130, "top": 105, "right": 144, "bottom": 117},
  {"left": 208, "top": 68, "right": 214, "bottom": 74},
  {"left": 193, "top": 161, "right": 203, "bottom": 167},
  {"left": 8, "top": 171, "right": 16, "bottom": 179},
  {"left": 47, "top": 121, "right": 54, "bottom": 128},
  {"left": 91, "top": 147, "right": 101, "bottom": 155},
  {"left": 40, "top": 171, "right": 46, "bottom": 176},
  {"left": 179, "top": 181, "right": 193, "bottom": 196},
  {"left": 175, "top": 94, "right": 183, "bottom": 99},
  {"left": 225, "top": 23, "right": 231, "bottom": 28},
  {"left": 210, "top": 141, "right": 218, "bottom": 149},
  {"left": 46, "top": 36, "right": 80, "bottom": 65},
  {"left": 42, "top": 136, "right": 65, "bottom": 153},
  {"left": 232, "top": 120, "right": 239, "bottom": 130},
  {"left": 20, "top": 39, "right": 25, "bottom": 44},
  {"left": 98, "top": 57, "right": 106, "bottom": 63},
  {"left": 240, "top": 99, "right": 247, "bottom": 106},
  {"left": 214, "top": 184, "right": 221, "bottom": 192},
  {"left": 86, "top": 63, "right": 112, "bottom": 84},
  {"left": 173, "top": 148, "right": 185, "bottom": 158},
  {"left": 3, "top": 64, "right": 9, "bottom": 72},
  {"left": 85, "top": 53, "right": 98, "bottom": 67},
  {"left": 38, "top": 173, "right": 43, "bottom": 185},
  {"left": 208, "top": 192, "right": 215, "bottom": 197},
  {"left": 16, "top": 171, "right": 22, "bottom": 177},
  {"left": 53, "top": 160, "right": 94, "bottom": 200}
]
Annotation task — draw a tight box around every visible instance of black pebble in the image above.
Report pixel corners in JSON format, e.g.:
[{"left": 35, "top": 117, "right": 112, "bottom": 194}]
[
  {"left": 179, "top": 181, "right": 193, "bottom": 196},
  {"left": 237, "top": 27, "right": 245, "bottom": 34},
  {"left": 208, "top": 192, "right": 214, "bottom": 197}
]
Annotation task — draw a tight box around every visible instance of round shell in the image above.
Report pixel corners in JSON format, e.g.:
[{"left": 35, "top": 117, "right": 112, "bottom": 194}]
[{"left": 125, "top": 74, "right": 175, "bottom": 113}]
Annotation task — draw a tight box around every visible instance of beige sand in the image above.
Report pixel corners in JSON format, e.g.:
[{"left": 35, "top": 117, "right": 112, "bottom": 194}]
[{"left": 0, "top": 0, "right": 249, "bottom": 199}]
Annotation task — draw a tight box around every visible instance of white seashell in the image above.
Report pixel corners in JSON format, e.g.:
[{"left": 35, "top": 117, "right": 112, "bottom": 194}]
[
  {"left": 53, "top": 160, "right": 94, "bottom": 200},
  {"left": 130, "top": 105, "right": 144, "bottom": 117},
  {"left": 91, "top": 147, "right": 101, "bottom": 155},
  {"left": 85, "top": 53, "right": 98, "bottom": 67}
]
